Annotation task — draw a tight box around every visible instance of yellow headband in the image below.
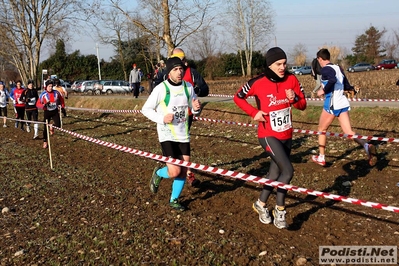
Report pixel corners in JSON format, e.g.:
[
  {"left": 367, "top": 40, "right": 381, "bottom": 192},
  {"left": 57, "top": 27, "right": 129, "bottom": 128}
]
[{"left": 172, "top": 52, "right": 185, "bottom": 60}]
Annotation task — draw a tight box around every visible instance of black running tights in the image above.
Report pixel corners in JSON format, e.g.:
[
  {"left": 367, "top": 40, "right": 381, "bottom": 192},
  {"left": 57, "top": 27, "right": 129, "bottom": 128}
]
[{"left": 258, "top": 137, "right": 294, "bottom": 206}]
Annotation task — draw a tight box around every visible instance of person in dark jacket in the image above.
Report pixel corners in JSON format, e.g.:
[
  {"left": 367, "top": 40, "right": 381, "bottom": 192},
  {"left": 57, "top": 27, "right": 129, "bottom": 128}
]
[
  {"left": 19, "top": 80, "right": 39, "bottom": 138},
  {"left": 311, "top": 58, "right": 322, "bottom": 97}
]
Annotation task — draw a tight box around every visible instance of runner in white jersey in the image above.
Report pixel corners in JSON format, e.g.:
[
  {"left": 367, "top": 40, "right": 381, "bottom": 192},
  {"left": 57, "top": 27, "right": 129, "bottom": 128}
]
[
  {"left": 142, "top": 57, "right": 201, "bottom": 211},
  {"left": 312, "top": 48, "right": 377, "bottom": 167}
]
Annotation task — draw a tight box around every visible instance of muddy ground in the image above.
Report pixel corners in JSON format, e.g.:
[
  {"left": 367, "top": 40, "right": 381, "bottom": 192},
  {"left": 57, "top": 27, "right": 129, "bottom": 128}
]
[{"left": 1, "top": 91, "right": 399, "bottom": 265}]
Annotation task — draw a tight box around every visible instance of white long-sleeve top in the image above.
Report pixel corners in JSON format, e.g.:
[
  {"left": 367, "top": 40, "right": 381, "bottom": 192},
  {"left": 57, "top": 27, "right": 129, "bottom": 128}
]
[{"left": 142, "top": 80, "right": 199, "bottom": 143}]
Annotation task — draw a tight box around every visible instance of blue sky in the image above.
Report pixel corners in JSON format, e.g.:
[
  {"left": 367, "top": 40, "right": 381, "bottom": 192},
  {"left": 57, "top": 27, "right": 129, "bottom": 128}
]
[
  {"left": 67, "top": 0, "right": 399, "bottom": 63},
  {"left": 270, "top": 0, "right": 399, "bottom": 61}
]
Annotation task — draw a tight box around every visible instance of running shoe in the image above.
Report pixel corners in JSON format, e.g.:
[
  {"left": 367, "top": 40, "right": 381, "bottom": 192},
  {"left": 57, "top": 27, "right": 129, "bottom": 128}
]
[
  {"left": 14, "top": 122, "right": 18, "bottom": 128},
  {"left": 149, "top": 166, "right": 163, "bottom": 193},
  {"left": 43, "top": 142, "right": 48, "bottom": 149},
  {"left": 169, "top": 199, "right": 186, "bottom": 211},
  {"left": 272, "top": 206, "right": 287, "bottom": 229},
  {"left": 366, "top": 144, "right": 378, "bottom": 167},
  {"left": 33, "top": 134, "right": 39, "bottom": 139},
  {"left": 26, "top": 126, "right": 30, "bottom": 133},
  {"left": 187, "top": 172, "right": 200, "bottom": 187},
  {"left": 3, "top": 124, "right": 7, "bottom": 128},
  {"left": 252, "top": 200, "right": 272, "bottom": 224},
  {"left": 49, "top": 126, "right": 54, "bottom": 135},
  {"left": 311, "top": 155, "right": 326, "bottom": 166}
]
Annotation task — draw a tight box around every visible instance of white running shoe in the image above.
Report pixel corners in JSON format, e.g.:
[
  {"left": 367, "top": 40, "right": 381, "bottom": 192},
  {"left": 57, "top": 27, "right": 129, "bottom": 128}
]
[{"left": 252, "top": 200, "right": 272, "bottom": 224}]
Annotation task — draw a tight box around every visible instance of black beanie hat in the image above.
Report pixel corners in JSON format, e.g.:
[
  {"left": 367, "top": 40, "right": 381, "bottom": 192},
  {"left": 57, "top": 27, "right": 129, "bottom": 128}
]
[
  {"left": 265, "top": 47, "right": 287, "bottom": 66},
  {"left": 165, "top": 57, "right": 186, "bottom": 75}
]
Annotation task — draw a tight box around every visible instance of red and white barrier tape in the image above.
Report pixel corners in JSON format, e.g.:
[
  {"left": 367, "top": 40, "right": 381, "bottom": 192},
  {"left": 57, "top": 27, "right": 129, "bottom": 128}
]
[
  {"left": 305, "top": 97, "right": 399, "bottom": 102},
  {"left": 208, "top": 94, "right": 399, "bottom": 102},
  {"left": 52, "top": 125, "right": 399, "bottom": 213},
  {"left": 67, "top": 107, "right": 142, "bottom": 114},
  {"left": 63, "top": 108, "right": 399, "bottom": 143},
  {"left": 194, "top": 117, "right": 399, "bottom": 143},
  {"left": 0, "top": 116, "right": 45, "bottom": 125}
]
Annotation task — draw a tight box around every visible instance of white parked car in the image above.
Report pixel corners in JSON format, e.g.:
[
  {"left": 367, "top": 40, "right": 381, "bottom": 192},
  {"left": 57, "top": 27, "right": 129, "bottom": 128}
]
[{"left": 101, "top": 80, "right": 132, "bottom": 94}]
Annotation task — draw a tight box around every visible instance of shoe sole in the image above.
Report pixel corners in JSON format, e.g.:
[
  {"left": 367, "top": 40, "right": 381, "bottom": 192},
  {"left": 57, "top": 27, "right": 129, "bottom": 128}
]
[
  {"left": 368, "top": 145, "right": 378, "bottom": 166},
  {"left": 252, "top": 203, "right": 271, "bottom": 224}
]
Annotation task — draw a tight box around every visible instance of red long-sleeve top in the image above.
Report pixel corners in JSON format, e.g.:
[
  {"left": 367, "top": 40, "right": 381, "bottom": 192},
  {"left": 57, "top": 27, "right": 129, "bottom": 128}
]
[{"left": 234, "top": 73, "right": 306, "bottom": 140}]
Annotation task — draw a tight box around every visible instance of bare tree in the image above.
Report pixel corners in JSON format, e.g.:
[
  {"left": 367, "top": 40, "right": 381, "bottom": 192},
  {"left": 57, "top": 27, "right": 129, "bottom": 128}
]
[
  {"left": 392, "top": 30, "right": 399, "bottom": 58},
  {"left": 382, "top": 34, "right": 397, "bottom": 59},
  {"left": 0, "top": 0, "right": 80, "bottom": 84},
  {"left": 93, "top": 9, "right": 132, "bottom": 80},
  {"left": 187, "top": 27, "right": 220, "bottom": 60},
  {"left": 290, "top": 43, "right": 308, "bottom": 66},
  {"left": 225, "top": 0, "right": 274, "bottom": 77},
  {"left": 104, "top": 0, "right": 215, "bottom": 58}
]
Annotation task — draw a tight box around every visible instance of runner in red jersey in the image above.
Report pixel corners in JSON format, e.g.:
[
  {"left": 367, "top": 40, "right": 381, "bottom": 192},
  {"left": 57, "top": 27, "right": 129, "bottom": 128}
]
[{"left": 234, "top": 47, "right": 306, "bottom": 229}]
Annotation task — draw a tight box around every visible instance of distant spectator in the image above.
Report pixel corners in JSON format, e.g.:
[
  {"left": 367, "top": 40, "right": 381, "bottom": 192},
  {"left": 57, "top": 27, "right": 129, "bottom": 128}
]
[
  {"left": 129, "top": 63, "right": 141, "bottom": 98},
  {"left": 153, "top": 60, "right": 166, "bottom": 87}
]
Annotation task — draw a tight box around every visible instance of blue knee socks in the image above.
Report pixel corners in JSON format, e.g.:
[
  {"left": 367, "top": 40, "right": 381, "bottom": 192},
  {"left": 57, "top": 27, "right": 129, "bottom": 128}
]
[
  {"left": 170, "top": 177, "right": 186, "bottom": 202},
  {"left": 156, "top": 166, "right": 169, "bottom": 178},
  {"left": 156, "top": 167, "right": 186, "bottom": 202}
]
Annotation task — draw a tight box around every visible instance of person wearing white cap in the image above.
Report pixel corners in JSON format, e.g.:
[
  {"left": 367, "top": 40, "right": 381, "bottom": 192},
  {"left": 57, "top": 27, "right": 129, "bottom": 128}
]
[
  {"left": 142, "top": 57, "right": 201, "bottom": 211},
  {"left": 234, "top": 47, "right": 307, "bottom": 229}
]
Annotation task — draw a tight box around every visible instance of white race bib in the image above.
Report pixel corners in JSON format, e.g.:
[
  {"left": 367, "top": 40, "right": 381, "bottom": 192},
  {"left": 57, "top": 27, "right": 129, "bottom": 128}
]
[{"left": 269, "top": 107, "right": 292, "bottom": 132}]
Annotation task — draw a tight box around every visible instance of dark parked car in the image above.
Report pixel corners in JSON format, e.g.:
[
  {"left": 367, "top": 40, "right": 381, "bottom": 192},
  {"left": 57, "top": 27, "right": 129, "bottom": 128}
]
[
  {"left": 347, "top": 63, "right": 375, "bottom": 72},
  {"left": 375, "top": 59, "right": 397, "bottom": 70}
]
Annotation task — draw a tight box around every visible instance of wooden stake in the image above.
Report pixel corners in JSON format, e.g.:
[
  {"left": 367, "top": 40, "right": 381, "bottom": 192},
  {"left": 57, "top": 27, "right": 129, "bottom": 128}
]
[{"left": 46, "top": 119, "right": 53, "bottom": 170}]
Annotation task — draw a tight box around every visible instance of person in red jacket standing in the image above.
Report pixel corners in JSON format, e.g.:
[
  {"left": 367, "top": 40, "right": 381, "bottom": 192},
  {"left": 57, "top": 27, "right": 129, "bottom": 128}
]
[
  {"left": 11, "top": 80, "right": 26, "bottom": 131},
  {"left": 234, "top": 47, "right": 307, "bottom": 229}
]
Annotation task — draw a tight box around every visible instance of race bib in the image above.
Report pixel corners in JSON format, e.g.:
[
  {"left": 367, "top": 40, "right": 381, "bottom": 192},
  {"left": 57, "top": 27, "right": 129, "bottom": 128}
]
[
  {"left": 171, "top": 105, "right": 187, "bottom": 124},
  {"left": 269, "top": 107, "right": 291, "bottom": 132},
  {"left": 28, "top": 97, "right": 36, "bottom": 105},
  {"left": 47, "top": 102, "right": 57, "bottom": 111}
]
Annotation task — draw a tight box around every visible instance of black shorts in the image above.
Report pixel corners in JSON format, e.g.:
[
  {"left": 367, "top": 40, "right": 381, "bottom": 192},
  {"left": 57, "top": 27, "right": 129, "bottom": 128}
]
[
  {"left": 160, "top": 141, "right": 190, "bottom": 159},
  {"left": 0, "top": 106, "right": 7, "bottom": 117}
]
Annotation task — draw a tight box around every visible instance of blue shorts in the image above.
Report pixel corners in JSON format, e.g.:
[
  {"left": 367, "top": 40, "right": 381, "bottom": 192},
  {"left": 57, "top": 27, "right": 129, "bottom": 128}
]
[{"left": 325, "top": 106, "right": 350, "bottom": 116}]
